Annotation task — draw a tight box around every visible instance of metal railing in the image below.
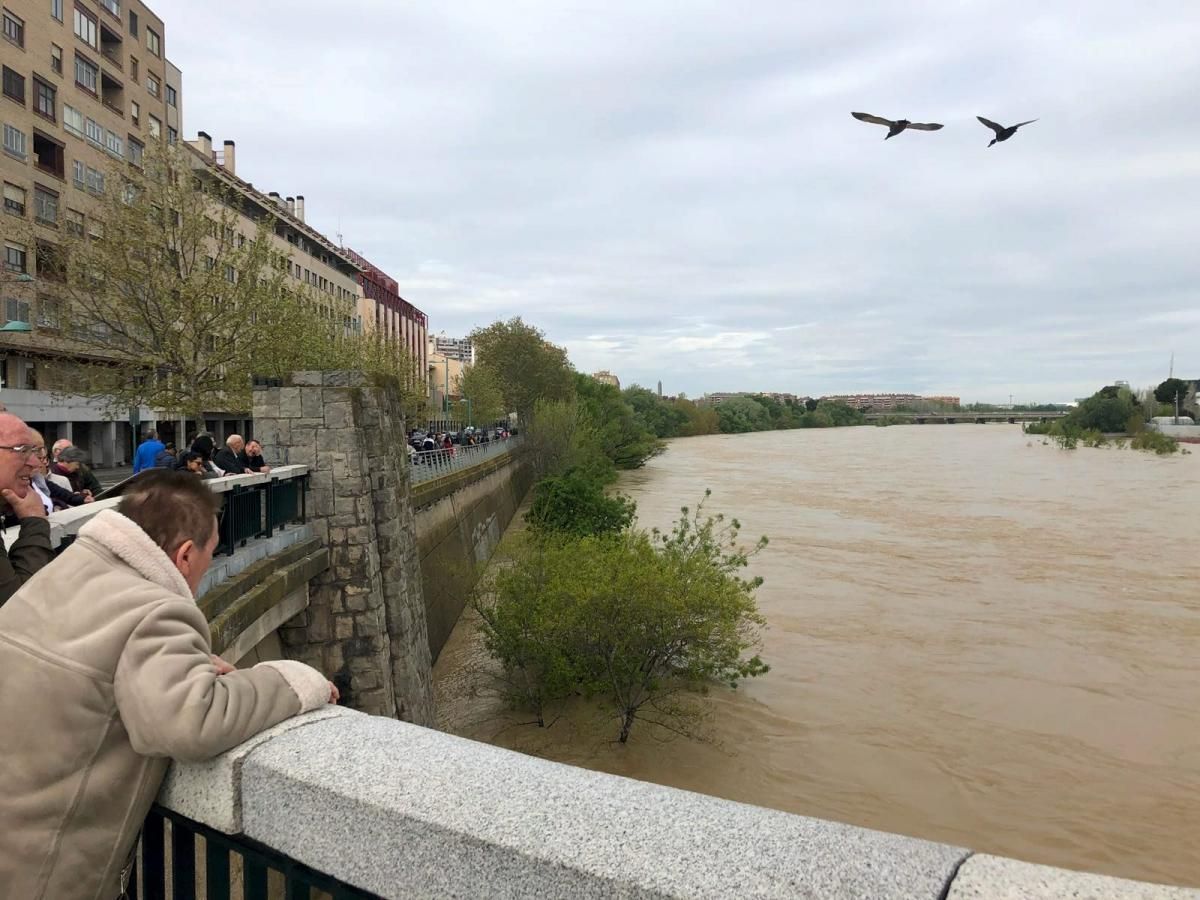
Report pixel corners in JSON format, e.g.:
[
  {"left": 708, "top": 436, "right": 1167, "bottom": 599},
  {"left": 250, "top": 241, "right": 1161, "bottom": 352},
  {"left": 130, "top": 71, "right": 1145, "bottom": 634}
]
[
  {"left": 134, "top": 805, "right": 379, "bottom": 899},
  {"left": 409, "top": 435, "right": 522, "bottom": 485}
]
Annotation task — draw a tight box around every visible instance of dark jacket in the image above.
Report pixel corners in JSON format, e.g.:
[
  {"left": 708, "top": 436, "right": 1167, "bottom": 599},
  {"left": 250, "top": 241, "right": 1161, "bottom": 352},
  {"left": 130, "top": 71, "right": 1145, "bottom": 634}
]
[
  {"left": 153, "top": 449, "right": 176, "bottom": 468},
  {"left": 46, "top": 480, "right": 87, "bottom": 510},
  {"left": 213, "top": 448, "right": 247, "bottom": 476},
  {"left": 0, "top": 516, "right": 53, "bottom": 608},
  {"left": 241, "top": 452, "right": 267, "bottom": 473},
  {"left": 79, "top": 465, "right": 103, "bottom": 497},
  {"left": 52, "top": 463, "right": 85, "bottom": 495}
]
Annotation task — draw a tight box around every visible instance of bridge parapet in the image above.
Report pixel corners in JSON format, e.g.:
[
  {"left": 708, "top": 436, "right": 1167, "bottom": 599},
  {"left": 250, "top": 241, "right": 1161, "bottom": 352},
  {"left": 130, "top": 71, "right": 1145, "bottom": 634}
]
[{"left": 149, "top": 709, "right": 1200, "bottom": 899}]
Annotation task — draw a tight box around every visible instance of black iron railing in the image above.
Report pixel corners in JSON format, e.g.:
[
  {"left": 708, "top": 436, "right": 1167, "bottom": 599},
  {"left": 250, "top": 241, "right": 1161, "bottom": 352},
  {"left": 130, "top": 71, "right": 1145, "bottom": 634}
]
[
  {"left": 216, "top": 485, "right": 265, "bottom": 556},
  {"left": 266, "top": 476, "right": 304, "bottom": 534},
  {"left": 135, "top": 805, "right": 379, "bottom": 899}
]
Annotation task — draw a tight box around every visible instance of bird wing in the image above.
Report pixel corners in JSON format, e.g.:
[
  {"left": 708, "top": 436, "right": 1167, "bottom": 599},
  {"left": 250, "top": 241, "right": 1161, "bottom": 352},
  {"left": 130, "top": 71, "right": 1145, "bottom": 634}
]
[
  {"left": 852, "top": 112, "right": 894, "bottom": 127},
  {"left": 906, "top": 122, "right": 944, "bottom": 131},
  {"left": 1014, "top": 118, "right": 1039, "bottom": 128},
  {"left": 976, "top": 116, "right": 1004, "bottom": 134}
]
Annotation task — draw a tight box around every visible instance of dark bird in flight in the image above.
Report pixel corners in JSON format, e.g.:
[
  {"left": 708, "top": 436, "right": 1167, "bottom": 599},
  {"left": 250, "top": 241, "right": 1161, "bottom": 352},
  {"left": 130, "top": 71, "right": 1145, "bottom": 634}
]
[
  {"left": 851, "top": 112, "right": 944, "bottom": 139},
  {"left": 976, "top": 116, "right": 1038, "bottom": 147}
]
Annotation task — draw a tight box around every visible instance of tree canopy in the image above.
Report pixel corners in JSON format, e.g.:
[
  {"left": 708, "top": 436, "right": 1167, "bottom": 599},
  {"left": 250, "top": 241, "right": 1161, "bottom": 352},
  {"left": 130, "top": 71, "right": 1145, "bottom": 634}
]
[{"left": 469, "top": 318, "right": 576, "bottom": 419}]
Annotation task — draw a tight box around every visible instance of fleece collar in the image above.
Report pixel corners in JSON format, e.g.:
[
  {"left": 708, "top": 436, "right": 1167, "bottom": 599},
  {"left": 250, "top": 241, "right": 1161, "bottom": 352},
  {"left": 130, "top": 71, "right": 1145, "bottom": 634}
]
[{"left": 78, "top": 509, "right": 194, "bottom": 601}]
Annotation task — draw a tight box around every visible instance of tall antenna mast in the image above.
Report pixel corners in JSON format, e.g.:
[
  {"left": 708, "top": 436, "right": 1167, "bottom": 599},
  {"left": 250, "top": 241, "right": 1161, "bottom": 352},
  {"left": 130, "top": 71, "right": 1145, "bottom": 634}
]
[{"left": 1169, "top": 351, "right": 1174, "bottom": 378}]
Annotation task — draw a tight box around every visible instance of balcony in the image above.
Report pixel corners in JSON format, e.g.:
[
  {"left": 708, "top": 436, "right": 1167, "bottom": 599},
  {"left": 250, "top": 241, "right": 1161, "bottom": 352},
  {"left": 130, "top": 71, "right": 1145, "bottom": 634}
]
[
  {"left": 100, "top": 70, "right": 124, "bottom": 116},
  {"left": 99, "top": 22, "right": 122, "bottom": 70},
  {"left": 32, "top": 131, "right": 65, "bottom": 180}
]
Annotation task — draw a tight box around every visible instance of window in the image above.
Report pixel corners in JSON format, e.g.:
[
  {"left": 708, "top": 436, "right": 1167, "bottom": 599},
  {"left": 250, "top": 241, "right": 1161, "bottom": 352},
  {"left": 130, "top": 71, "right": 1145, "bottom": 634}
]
[
  {"left": 128, "top": 10, "right": 136, "bottom": 36},
  {"left": 166, "top": 84, "right": 177, "bottom": 108},
  {"left": 85, "top": 165, "right": 103, "bottom": 193},
  {"left": 100, "top": 0, "right": 119, "bottom": 16},
  {"left": 104, "top": 128, "right": 122, "bottom": 157},
  {"left": 72, "top": 158, "right": 84, "bottom": 186},
  {"left": 2, "top": 67, "right": 24, "bottom": 104},
  {"left": 33, "top": 79, "right": 55, "bottom": 120},
  {"left": 37, "top": 295, "right": 60, "bottom": 327},
  {"left": 3, "top": 182, "right": 25, "bottom": 216},
  {"left": 3, "top": 8, "right": 24, "bottom": 48},
  {"left": 50, "top": 44, "right": 63, "bottom": 74},
  {"left": 126, "top": 135, "right": 142, "bottom": 166},
  {"left": 146, "top": 27, "right": 159, "bottom": 57},
  {"left": 61, "top": 103, "right": 82, "bottom": 135},
  {"left": 204, "top": 256, "right": 214, "bottom": 271},
  {"left": 224, "top": 265, "right": 236, "bottom": 284},
  {"left": 129, "top": 55, "right": 137, "bottom": 80},
  {"left": 5, "top": 297, "right": 31, "bottom": 326},
  {"left": 66, "top": 207, "right": 83, "bottom": 235},
  {"left": 129, "top": 99, "right": 138, "bottom": 124},
  {"left": 145, "top": 72, "right": 158, "bottom": 97},
  {"left": 2, "top": 122, "right": 26, "bottom": 159},
  {"left": 84, "top": 116, "right": 102, "bottom": 145},
  {"left": 33, "top": 184, "right": 57, "bottom": 224},
  {"left": 52, "top": 0, "right": 63, "bottom": 23},
  {"left": 4, "top": 242, "right": 27, "bottom": 273},
  {"left": 32, "top": 131, "right": 64, "bottom": 178},
  {"left": 147, "top": 114, "right": 159, "bottom": 139},
  {"left": 74, "top": 54, "right": 98, "bottom": 92},
  {"left": 73, "top": 7, "right": 97, "bottom": 48},
  {"left": 166, "top": 125, "right": 176, "bottom": 145}
]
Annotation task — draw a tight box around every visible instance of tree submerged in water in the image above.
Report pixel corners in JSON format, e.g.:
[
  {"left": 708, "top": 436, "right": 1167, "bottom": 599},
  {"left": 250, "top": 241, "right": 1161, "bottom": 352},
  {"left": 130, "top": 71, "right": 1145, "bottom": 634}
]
[{"left": 473, "top": 491, "right": 769, "bottom": 743}]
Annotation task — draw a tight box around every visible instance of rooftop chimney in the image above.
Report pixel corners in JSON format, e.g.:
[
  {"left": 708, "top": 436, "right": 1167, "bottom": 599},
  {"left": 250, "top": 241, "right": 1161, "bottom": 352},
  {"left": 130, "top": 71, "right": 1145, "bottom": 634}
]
[
  {"left": 196, "top": 131, "right": 213, "bottom": 159},
  {"left": 268, "top": 191, "right": 284, "bottom": 210},
  {"left": 222, "top": 140, "right": 236, "bottom": 176},
  {"left": 286, "top": 196, "right": 295, "bottom": 216},
  {"left": 295, "top": 195, "right": 305, "bottom": 222}
]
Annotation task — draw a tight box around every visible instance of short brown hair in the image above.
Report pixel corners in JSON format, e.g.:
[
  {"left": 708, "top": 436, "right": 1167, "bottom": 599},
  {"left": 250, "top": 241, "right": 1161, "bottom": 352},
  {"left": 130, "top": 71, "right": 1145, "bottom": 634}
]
[{"left": 118, "top": 469, "right": 221, "bottom": 555}]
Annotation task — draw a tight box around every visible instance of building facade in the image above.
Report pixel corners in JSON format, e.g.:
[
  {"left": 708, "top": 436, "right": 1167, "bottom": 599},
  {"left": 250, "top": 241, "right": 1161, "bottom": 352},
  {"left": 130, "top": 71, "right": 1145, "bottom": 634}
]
[
  {"left": 1, "top": 0, "right": 175, "bottom": 462},
  {"left": 821, "top": 393, "right": 961, "bottom": 411},
  {"left": 592, "top": 370, "right": 620, "bottom": 389},
  {"left": 431, "top": 332, "right": 472, "bottom": 365},
  {"left": 341, "top": 246, "right": 427, "bottom": 390}
]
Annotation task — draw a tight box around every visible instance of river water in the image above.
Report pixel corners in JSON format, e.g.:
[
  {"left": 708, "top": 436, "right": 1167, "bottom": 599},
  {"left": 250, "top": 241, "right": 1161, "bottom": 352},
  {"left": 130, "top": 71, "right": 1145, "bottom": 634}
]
[{"left": 433, "top": 426, "right": 1200, "bottom": 886}]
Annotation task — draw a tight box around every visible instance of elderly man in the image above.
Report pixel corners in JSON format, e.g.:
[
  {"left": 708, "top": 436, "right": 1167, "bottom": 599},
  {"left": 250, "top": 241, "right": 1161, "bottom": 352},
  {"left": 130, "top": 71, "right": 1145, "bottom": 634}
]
[
  {"left": 51, "top": 438, "right": 103, "bottom": 497},
  {"left": 132, "top": 429, "right": 166, "bottom": 474},
  {"left": 0, "top": 412, "right": 52, "bottom": 607},
  {"left": 0, "top": 469, "right": 338, "bottom": 898},
  {"left": 213, "top": 433, "right": 249, "bottom": 476}
]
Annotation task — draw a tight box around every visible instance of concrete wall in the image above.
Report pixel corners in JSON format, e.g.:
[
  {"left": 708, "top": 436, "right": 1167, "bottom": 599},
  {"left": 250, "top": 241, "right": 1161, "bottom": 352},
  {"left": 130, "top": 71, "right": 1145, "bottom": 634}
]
[
  {"left": 412, "top": 449, "right": 535, "bottom": 660},
  {"left": 159, "top": 708, "right": 1200, "bottom": 899}
]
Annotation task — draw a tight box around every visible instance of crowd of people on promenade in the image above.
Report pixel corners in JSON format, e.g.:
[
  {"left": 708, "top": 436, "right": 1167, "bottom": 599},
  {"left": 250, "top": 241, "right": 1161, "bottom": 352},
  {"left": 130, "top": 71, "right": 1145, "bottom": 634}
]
[
  {"left": 407, "top": 423, "right": 514, "bottom": 465},
  {"left": 0, "top": 409, "right": 337, "bottom": 898},
  {"left": 133, "top": 430, "right": 272, "bottom": 480}
]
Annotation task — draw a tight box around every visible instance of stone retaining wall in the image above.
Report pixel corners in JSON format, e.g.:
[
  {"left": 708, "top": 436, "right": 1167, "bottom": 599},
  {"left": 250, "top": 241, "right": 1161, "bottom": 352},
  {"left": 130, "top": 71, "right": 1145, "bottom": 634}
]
[{"left": 412, "top": 449, "right": 535, "bottom": 659}]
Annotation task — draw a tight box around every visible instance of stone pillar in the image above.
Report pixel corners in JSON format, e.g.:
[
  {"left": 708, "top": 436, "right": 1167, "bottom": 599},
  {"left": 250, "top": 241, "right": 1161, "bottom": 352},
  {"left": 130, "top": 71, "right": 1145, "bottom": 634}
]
[
  {"left": 103, "top": 421, "right": 117, "bottom": 467},
  {"left": 252, "top": 372, "right": 435, "bottom": 725}
]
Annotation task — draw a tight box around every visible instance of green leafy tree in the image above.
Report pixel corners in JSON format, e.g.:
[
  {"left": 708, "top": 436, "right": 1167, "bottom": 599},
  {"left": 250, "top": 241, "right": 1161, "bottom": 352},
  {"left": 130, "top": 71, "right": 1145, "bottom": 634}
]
[
  {"left": 525, "top": 469, "right": 636, "bottom": 537},
  {"left": 456, "top": 364, "right": 507, "bottom": 425},
  {"left": 524, "top": 398, "right": 612, "bottom": 482},
  {"left": 1154, "top": 378, "right": 1190, "bottom": 406},
  {"left": 29, "top": 141, "right": 338, "bottom": 418},
  {"left": 1069, "top": 388, "right": 1137, "bottom": 433},
  {"left": 475, "top": 495, "right": 769, "bottom": 743},
  {"left": 715, "top": 396, "right": 772, "bottom": 433},
  {"left": 675, "top": 398, "right": 720, "bottom": 436},
  {"left": 576, "top": 375, "right": 662, "bottom": 468},
  {"left": 470, "top": 318, "right": 575, "bottom": 419},
  {"left": 623, "top": 385, "right": 689, "bottom": 438}
]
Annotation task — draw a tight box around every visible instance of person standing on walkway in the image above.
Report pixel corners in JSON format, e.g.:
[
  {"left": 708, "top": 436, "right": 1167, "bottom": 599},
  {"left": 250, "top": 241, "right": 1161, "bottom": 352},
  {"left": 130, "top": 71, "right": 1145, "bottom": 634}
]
[
  {"left": 0, "top": 469, "right": 338, "bottom": 899},
  {"left": 132, "top": 430, "right": 166, "bottom": 474}
]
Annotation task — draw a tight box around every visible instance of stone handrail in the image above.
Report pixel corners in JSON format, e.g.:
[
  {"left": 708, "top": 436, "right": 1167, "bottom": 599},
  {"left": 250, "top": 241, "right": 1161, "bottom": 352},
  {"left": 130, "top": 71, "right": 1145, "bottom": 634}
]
[
  {"left": 1, "top": 464, "right": 310, "bottom": 551},
  {"left": 157, "top": 710, "right": 1200, "bottom": 899}
]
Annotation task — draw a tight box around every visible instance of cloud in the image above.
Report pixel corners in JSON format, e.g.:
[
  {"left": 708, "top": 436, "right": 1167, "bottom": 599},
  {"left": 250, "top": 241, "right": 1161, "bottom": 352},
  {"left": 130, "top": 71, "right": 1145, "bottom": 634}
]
[{"left": 157, "top": 0, "right": 1200, "bottom": 401}]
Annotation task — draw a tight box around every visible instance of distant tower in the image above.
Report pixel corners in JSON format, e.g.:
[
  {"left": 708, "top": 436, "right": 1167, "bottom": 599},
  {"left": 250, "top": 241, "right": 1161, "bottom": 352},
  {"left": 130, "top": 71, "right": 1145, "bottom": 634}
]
[{"left": 657, "top": 380, "right": 663, "bottom": 398}]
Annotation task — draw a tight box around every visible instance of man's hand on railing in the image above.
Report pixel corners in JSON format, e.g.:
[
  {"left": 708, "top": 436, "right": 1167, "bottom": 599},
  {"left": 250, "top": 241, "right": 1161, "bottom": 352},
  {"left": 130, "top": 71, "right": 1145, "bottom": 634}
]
[{"left": 329, "top": 682, "right": 340, "bottom": 704}]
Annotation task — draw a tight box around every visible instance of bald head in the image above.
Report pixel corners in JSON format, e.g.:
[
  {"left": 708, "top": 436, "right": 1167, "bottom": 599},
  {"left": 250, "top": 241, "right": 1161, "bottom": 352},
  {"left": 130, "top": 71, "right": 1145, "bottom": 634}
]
[
  {"left": 226, "top": 434, "right": 244, "bottom": 453},
  {"left": 51, "top": 438, "right": 72, "bottom": 461}
]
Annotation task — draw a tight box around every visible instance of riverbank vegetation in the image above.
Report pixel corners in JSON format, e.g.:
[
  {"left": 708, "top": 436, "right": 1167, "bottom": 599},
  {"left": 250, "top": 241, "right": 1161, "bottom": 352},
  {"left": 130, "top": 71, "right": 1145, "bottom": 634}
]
[
  {"left": 474, "top": 492, "right": 770, "bottom": 743},
  {"left": 1025, "top": 384, "right": 1187, "bottom": 455}
]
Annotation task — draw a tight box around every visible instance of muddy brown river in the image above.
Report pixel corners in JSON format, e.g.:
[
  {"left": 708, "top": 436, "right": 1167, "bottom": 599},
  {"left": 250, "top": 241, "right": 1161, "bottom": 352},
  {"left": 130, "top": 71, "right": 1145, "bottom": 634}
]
[{"left": 433, "top": 426, "right": 1200, "bottom": 886}]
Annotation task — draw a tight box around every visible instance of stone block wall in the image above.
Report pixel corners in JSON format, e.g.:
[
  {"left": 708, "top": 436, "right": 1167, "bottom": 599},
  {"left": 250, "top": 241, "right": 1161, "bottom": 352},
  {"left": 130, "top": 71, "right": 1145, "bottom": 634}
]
[{"left": 252, "top": 372, "right": 435, "bottom": 725}]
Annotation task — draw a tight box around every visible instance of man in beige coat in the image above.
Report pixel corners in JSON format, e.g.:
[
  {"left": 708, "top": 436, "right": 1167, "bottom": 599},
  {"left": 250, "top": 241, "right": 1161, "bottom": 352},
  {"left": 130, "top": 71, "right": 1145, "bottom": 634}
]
[{"left": 0, "top": 469, "right": 338, "bottom": 900}]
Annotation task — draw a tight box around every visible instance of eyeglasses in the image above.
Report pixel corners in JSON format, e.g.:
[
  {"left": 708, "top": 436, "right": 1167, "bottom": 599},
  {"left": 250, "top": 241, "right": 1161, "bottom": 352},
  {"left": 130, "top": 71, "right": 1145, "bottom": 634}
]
[{"left": 0, "top": 445, "right": 48, "bottom": 459}]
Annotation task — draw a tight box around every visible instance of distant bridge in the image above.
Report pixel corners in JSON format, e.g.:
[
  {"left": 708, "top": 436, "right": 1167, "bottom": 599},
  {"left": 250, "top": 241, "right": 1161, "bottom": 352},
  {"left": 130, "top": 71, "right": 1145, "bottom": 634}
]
[{"left": 863, "top": 411, "right": 1069, "bottom": 425}]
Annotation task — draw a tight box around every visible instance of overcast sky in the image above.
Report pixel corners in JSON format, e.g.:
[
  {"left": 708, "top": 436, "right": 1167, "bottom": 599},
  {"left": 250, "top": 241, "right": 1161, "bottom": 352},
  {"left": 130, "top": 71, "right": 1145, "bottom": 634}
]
[{"left": 157, "top": 0, "right": 1199, "bottom": 402}]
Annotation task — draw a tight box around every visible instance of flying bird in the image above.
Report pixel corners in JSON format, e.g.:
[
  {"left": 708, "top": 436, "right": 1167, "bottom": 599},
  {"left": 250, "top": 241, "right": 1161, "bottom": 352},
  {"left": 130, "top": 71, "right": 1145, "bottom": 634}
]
[
  {"left": 851, "top": 112, "right": 944, "bottom": 140},
  {"left": 976, "top": 116, "right": 1038, "bottom": 147}
]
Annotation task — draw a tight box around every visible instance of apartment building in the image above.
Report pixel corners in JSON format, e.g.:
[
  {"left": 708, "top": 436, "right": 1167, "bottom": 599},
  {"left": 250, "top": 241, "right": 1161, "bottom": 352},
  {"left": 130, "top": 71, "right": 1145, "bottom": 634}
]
[
  {"left": 184, "top": 132, "right": 364, "bottom": 337},
  {"left": 592, "top": 370, "right": 620, "bottom": 389},
  {"left": 431, "top": 332, "right": 473, "bottom": 365},
  {"left": 342, "top": 245, "right": 428, "bottom": 389},
  {"left": 0, "top": 0, "right": 175, "bottom": 463}
]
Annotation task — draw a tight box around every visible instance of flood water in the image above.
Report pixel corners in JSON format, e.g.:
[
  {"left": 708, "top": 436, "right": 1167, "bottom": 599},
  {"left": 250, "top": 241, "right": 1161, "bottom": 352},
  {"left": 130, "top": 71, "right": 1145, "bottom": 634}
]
[{"left": 433, "top": 426, "right": 1200, "bottom": 886}]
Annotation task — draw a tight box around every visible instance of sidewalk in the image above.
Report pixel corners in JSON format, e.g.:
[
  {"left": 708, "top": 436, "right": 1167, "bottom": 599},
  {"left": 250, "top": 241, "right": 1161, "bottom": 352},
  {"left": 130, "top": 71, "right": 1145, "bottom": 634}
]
[{"left": 93, "top": 465, "right": 134, "bottom": 489}]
